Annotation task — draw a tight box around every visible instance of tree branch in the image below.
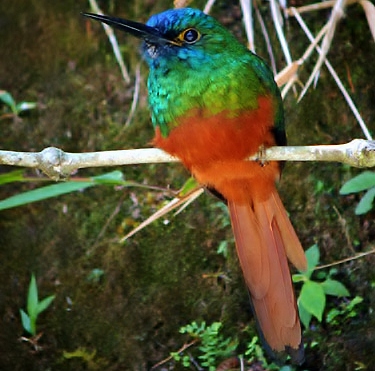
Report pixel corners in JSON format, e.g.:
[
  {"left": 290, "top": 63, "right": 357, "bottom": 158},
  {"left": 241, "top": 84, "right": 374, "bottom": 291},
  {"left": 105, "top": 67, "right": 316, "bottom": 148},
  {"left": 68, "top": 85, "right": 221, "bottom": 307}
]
[{"left": 1, "top": 139, "right": 374, "bottom": 180}]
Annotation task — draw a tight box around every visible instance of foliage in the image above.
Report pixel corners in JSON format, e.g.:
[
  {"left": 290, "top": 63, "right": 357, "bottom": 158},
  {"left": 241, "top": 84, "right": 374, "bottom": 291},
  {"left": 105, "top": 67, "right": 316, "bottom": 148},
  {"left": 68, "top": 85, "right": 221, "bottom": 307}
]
[
  {"left": 19, "top": 274, "right": 55, "bottom": 336},
  {"left": 244, "top": 335, "right": 294, "bottom": 371},
  {"left": 293, "top": 245, "right": 350, "bottom": 329},
  {"left": 326, "top": 296, "right": 364, "bottom": 327},
  {"left": 0, "top": 170, "right": 131, "bottom": 210},
  {"left": 62, "top": 347, "right": 108, "bottom": 370},
  {"left": 171, "top": 321, "right": 238, "bottom": 371},
  {"left": 0, "top": 89, "right": 36, "bottom": 117},
  {"left": 86, "top": 268, "right": 105, "bottom": 283},
  {"left": 340, "top": 171, "right": 375, "bottom": 215},
  {"left": 171, "top": 322, "right": 302, "bottom": 371}
]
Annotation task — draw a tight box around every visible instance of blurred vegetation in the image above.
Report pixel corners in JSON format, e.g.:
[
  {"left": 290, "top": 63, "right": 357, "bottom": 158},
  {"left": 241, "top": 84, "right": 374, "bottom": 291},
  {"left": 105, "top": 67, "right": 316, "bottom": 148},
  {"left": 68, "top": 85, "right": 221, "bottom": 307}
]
[{"left": 0, "top": 0, "right": 374, "bottom": 370}]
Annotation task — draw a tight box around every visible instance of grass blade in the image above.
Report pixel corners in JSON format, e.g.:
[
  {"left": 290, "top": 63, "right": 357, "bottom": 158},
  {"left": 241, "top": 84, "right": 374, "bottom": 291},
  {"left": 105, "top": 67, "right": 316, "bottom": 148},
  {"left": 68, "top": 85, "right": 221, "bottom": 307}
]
[
  {"left": 37, "top": 295, "right": 56, "bottom": 315},
  {"left": 20, "top": 309, "right": 32, "bottom": 335},
  {"left": 0, "top": 171, "right": 124, "bottom": 211}
]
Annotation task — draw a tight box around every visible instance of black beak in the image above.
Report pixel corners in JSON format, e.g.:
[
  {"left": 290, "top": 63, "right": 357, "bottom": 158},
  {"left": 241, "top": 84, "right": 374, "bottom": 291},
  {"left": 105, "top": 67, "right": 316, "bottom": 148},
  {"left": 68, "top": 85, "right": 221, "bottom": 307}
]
[{"left": 82, "top": 12, "right": 175, "bottom": 46}]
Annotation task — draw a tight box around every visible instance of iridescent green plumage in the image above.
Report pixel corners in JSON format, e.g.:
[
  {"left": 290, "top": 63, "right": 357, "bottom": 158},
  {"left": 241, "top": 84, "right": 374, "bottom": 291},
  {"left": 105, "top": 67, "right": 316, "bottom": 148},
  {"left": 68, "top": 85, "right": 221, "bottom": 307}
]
[
  {"left": 83, "top": 8, "right": 305, "bottom": 364},
  {"left": 144, "top": 8, "right": 284, "bottom": 138}
]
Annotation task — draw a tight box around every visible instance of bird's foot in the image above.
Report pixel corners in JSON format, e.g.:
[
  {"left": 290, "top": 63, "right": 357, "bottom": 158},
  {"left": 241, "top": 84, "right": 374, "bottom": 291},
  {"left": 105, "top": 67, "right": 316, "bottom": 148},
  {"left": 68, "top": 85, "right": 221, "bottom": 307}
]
[{"left": 256, "top": 145, "right": 268, "bottom": 166}]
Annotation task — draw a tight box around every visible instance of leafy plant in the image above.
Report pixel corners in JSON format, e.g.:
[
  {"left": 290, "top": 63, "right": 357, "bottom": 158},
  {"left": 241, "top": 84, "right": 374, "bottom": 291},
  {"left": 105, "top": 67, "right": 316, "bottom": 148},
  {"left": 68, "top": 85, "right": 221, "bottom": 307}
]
[
  {"left": 326, "top": 296, "right": 364, "bottom": 327},
  {"left": 171, "top": 321, "right": 238, "bottom": 371},
  {"left": 20, "top": 274, "right": 55, "bottom": 336},
  {"left": 171, "top": 322, "right": 301, "bottom": 371},
  {"left": 293, "top": 244, "right": 350, "bottom": 329},
  {"left": 244, "top": 335, "right": 292, "bottom": 371},
  {"left": 340, "top": 171, "right": 375, "bottom": 215},
  {"left": 0, "top": 89, "right": 37, "bottom": 117}
]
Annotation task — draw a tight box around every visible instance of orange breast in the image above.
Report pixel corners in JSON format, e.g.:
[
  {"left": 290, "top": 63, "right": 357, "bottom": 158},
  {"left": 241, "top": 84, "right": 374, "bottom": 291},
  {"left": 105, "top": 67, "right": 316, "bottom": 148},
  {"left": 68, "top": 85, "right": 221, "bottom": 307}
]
[{"left": 153, "top": 96, "right": 280, "bottom": 203}]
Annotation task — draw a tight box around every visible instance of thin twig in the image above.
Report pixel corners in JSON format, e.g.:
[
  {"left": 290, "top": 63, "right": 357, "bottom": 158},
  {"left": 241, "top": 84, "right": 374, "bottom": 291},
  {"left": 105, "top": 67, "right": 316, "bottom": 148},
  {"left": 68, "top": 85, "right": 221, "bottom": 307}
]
[
  {"left": 359, "top": 0, "right": 375, "bottom": 42},
  {"left": 151, "top": 339, "right": 199, "bottom": 370},
  {"left": 119, "top": 187, "right": 204, "bottom": 242},
  {"left": 174, "top": 0, "right": 194, "bottom": 8},
  {"left": 87, "top": 0, "right": 131, "bottom": 84},
  {"left": 277, "top": 23, "right": 329, "bottom": 94},
  {"left": 88, "top": 192, "right": 127, "bottom": 255},
  {"left": 254, "top": 2, "right": 277, "bottom": 74},
  {"left": 114, "top": 62, "right": 142, "bottom": 142},
  {"left": 332, "top": 205, "right": 355, "bottom": 255},
  {"left": 125, "top": 62, "right": 141, "bottom": 128},
  {"left": 270, "top": 0, "right": 293, "bottom": 65},
  {"left": 203, "top": 0, "right": 217, "bottom": 14},
  {"left": 292, "top": 8, "right": 373, "bottom": 140},
  {"left": 240, "top": 0, "right": 254, "bottom": 52},
  {"left": 298, "top": 0, "right": 347, "bottom": 101},
  {"left": 315, "top": 248, "right": 375, "bottom": 270},
  {"left": 285, "top": 0, "right": 358, "bottom": 16}
]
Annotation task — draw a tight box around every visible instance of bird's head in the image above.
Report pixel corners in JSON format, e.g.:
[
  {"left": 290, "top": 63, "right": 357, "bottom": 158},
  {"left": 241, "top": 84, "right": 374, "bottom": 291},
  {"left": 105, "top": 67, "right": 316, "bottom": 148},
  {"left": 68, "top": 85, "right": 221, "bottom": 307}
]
[
  {"left": 82, "top": 8, "right": 245, "bottom": 68},
  {"left": 82, "top": 8, "right": 266, "bottom": 133}
]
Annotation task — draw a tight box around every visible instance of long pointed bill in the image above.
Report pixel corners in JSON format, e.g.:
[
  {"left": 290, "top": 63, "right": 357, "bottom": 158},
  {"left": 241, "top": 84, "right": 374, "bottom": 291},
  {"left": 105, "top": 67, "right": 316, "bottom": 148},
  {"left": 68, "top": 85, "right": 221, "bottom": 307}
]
[{"left": 82, "top": 12, "right": 175, "bottom": 46}]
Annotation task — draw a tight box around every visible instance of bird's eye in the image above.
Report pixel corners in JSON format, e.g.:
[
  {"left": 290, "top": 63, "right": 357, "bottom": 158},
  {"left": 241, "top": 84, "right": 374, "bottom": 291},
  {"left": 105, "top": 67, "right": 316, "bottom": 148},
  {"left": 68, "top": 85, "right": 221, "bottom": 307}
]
[{"left": 178, "top": 28, "right": 201, "bottom": 44}]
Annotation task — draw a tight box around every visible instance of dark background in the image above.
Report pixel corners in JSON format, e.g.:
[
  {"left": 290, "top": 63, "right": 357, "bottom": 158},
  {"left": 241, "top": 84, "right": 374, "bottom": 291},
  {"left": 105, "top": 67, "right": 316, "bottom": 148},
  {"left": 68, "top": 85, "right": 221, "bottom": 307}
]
[{"left": 0, "top": 0, "right": 374, "bottom": 370}]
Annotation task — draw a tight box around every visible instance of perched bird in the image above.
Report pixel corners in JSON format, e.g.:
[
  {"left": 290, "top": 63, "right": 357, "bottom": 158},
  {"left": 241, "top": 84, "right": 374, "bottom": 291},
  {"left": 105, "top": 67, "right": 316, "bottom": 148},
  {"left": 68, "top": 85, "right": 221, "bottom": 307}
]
[{"left": 83, "top": 8, "right": 307, "bottom": 363}]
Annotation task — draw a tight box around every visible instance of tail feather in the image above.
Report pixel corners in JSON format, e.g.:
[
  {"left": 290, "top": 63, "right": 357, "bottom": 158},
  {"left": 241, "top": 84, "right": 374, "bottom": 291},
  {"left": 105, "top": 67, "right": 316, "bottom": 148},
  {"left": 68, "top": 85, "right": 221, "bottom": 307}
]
[
  {"left": 228, "top": 189, "right": 306, "bottom": 362},
  {"left": 271, "top": 192, "right": 307, "bottom": 272}
]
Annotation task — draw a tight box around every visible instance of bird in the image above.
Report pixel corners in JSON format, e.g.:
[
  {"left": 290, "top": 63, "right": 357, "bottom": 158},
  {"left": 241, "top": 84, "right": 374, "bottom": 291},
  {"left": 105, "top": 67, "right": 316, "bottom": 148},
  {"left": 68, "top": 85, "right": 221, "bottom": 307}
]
[{"left": 82, "top": 8, "right": 307, "bottom": 363}]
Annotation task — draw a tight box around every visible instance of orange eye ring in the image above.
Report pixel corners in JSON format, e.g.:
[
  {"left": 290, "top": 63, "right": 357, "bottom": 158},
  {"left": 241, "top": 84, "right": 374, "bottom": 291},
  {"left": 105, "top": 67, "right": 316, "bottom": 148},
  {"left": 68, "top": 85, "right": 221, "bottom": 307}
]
[{"left": 178, "top": 28, "right": 201, "bottom": 44}]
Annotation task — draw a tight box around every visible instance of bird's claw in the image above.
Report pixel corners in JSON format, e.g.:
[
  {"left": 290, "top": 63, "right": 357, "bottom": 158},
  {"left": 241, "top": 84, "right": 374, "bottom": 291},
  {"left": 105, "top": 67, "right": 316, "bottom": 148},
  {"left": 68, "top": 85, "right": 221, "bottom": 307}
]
[{"left": 256, "top": 145, "right": 268, "bottom": 166}]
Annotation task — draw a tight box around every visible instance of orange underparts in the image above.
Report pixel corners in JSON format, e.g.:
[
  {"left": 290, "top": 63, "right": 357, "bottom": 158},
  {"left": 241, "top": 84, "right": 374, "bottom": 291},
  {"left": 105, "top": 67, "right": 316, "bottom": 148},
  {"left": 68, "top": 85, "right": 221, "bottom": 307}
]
[{"left": 153, "top": 96, "right": 280, "bottom": 204}]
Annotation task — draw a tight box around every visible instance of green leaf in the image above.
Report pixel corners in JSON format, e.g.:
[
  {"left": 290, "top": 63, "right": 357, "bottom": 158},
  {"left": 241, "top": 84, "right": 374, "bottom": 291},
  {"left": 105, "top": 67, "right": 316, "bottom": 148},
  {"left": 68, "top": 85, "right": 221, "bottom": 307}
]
[
  {"left": 0, "top": 170, "right": 26, "bottom": 185},
  {"left": 178, "top": 177, "right": 200, "bottom": 196},
  {"left": 87, "top": 268, "right": 105, "bottom": 283},
  {"left": 37, "top": 295, "right": 55, "bottom": 314},
  {"left": 292, "top": 273, "right": 307, "bottom": 283},
  {"left": 27, "top": 274, "right": 39, "bottom": 321},
  {"left": 216, "top": 240, "right": 228, "bottom": 258},
  {"left": 182, "top": 355, "right": 191, "bottom": 367},
  {"left": 298, "top": 300, "right": 312, "bottom": 329},
  {"left": 326, "top": 307, "right": 341, "bottom": 324},
  {"left": 16, "top": 101, "right": 37, "bottom": 113},
  {"left": 20, "top": 309, "right": 32, "bottom": 335},
  {"left": 91, "top": 170, "right": 125, "bottom": 184},
  {"left": 340, "top": 171, "right": 375, "bottom": 194},
  {"left": 0, "top": 181, "right": 93, "bottom": 210},
  {"left": 170, "top": 351, "right": 181, "bottom": 361},
  {"left": 326, "top": 296, "right": 363, "bottom": 325},
  {"left": 355, "top": 187, "right": 375, "bottom": 215},
  {"left": 279, "top": 366, "right": 293, "bottom": 371},
  {"left": 321, "top": 279, "right": 350, "bottom": 297},
  {"left": 306, "top": 244, "right": 320, "bottom": 270},
  {"left": 0, "top": 171, "right": 126, "bottom": 211},
  {"left": 299, "top": 280, "right": 326, "bottom": 322},
  {"left": 0, "top": 90, "right": 17, "bottom": 112},
  {"left": 301, "top": 244, "right": 320, "bottom": 278},
  {"left": 347, "top": 296, "right": 363, "bottom": 310}
]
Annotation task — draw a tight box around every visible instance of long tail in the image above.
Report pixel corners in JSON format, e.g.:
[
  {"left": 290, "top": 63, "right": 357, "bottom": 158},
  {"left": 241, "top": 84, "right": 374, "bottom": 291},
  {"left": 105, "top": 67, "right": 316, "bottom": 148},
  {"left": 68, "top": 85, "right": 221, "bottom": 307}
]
[{"left": 228, "top": 189, "right": 307, "bottom": 363}]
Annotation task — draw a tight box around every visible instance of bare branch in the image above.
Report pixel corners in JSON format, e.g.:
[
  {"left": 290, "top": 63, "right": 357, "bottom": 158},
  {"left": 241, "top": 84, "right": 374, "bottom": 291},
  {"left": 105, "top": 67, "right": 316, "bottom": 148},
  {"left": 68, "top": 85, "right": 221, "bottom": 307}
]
[
  {"left": 284, "top": 0, "right": 358, "bottom": 16},
  {"left": 1, "top": 139, "right": 374, "bottom": 180}
]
